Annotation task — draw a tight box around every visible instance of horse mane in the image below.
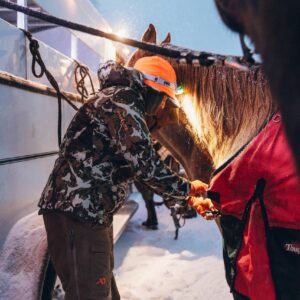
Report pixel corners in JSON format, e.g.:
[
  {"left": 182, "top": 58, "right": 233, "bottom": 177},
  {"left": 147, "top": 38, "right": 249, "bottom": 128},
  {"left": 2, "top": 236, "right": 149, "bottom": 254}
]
[{"left": 169, "top": 60, "right": 277, "bottom": 167}]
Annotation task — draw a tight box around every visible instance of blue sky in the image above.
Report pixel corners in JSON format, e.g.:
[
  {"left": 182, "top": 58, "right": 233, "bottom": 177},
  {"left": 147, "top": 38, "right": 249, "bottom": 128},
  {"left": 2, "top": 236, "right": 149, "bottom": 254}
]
[{"left": 91, "top": 0, "right": 242, "bottom": 56}]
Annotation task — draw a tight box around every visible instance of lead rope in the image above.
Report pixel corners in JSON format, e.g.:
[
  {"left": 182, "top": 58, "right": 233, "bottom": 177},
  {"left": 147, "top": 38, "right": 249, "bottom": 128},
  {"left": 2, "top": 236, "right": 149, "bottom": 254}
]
[
  {"left": 22, "top": 30, "right": 79, "bottom": 147},
  {"left": 163, "top": 154, "right": 187, "bottom": 240},
  {"left": 170, "top": 205, "right": 186, "bottom": 240},
  {"left": 74, "top": 61, "right": 96, "bottom": 102}
]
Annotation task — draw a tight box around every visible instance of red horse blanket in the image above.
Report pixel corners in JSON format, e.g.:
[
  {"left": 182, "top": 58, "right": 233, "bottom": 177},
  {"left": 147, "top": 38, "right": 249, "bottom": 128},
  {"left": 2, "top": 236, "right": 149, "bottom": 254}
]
[{"left": 208, "top": 113, "right": 300, "bottom": 300}]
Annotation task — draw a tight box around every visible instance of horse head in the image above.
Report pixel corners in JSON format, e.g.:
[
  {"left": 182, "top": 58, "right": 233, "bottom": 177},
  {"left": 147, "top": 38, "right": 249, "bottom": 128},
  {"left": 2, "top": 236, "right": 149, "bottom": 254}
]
[{"left": 127, "top": 24, "right": 214, "bottom": 181}]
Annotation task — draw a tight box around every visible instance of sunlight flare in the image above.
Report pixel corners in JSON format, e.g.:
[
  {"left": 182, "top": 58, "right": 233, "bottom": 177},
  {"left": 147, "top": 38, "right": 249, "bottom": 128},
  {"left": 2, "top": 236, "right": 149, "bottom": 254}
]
[{"left": 180, "top": 94, "right": 202, "bottom": 139}]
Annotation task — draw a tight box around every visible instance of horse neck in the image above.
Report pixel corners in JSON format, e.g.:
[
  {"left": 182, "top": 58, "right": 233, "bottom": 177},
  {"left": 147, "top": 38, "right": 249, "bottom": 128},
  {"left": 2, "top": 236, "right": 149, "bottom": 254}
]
[
  {"left": 152, "top": 122, "right": 214, "bottom": 181},
  {"left": 176, "top": 64, "right": 277, "bottom": 169}
]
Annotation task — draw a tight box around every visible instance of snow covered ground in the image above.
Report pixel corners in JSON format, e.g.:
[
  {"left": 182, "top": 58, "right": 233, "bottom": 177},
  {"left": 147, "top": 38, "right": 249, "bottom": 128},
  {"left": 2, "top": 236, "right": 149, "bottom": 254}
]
[
  {"left": 0, "top": 192, "right": 231, "bottom": 300},
  {"left": 114, "top": 193, "right": 232, "bottom": 300}
]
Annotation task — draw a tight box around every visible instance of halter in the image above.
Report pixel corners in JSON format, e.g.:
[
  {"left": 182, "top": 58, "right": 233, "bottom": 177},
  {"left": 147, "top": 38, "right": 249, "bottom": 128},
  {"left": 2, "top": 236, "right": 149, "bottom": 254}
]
[
  {"left": 143, "top": 73, "right": 181, "bottom": 109},
  {"left": 143, "top": 73, "right": 177, "bottom": 90}
]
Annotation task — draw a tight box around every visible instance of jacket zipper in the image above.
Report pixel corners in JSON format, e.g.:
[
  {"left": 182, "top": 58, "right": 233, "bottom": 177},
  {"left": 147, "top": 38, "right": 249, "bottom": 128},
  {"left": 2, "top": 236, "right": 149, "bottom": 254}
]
[{"left": 70, "top": 229, "right": 80, "bottom": 300}]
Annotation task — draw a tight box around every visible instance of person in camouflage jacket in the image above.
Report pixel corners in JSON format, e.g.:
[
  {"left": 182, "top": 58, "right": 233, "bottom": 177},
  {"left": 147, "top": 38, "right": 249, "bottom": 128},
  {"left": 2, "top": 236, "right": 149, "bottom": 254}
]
[{"left": 39, "top": 57, "right": 212, "bottom": 300}]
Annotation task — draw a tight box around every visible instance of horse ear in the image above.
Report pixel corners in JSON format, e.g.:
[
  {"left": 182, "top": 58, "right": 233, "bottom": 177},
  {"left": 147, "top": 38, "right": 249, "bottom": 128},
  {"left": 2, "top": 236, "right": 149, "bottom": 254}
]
[
  {"left": 141, "top": 23, "right": 157, "bottom": 43},
  {"left": 161, "top": 32, "right": 171, "bottom": 44},
  {"left": 126, "top": 24, "right": 157, "bottom": 67}
]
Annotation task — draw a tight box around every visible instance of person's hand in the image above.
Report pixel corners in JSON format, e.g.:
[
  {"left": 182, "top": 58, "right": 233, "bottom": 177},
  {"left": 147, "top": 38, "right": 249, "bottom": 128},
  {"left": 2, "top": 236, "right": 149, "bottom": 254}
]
[
  {"left": 188, "top": 197, "right": 219, "bottom": 220},
  {"left": 189, "top": 180, "right": 208, "bottom": 196}
]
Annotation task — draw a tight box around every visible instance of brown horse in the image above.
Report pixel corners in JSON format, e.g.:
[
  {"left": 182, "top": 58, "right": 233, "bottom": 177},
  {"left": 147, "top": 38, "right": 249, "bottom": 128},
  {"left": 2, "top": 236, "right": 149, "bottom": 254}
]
[
  {"left": 214, "top": 0, "right": 300, "bottom": 175},
  {"left": 127, "top": 23, "right": 276, "bottom": 179},
  {"left": 127, "top": 23, "right": 277, "bottom": 234}
]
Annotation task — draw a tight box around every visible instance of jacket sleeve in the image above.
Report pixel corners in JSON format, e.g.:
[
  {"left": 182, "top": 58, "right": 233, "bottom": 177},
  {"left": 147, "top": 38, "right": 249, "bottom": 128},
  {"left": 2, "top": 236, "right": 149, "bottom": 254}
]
[{"left": 107, "top": 96, "right": 190, "bottom": 201}]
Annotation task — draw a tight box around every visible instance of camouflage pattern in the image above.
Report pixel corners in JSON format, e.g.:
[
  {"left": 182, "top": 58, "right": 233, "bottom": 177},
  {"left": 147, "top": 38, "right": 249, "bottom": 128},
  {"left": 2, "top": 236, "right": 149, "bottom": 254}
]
[{"left": 38, "top": 61, "right": 190, "bottom": 225}]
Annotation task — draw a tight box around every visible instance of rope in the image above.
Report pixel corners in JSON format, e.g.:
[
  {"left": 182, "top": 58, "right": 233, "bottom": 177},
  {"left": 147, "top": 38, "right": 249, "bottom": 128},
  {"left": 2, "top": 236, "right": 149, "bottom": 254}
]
[
  {"left": 0, "top": 0, "right": 255, "bottom": 69},
  {"left": 74, "top": 62, "right": 96, "bottom": 102},
  {"left": 21, "top": 30, "right": 78, "bottom": 147},
  {"left": 170, "top": 206, "right": 186, "bottom": 240}
]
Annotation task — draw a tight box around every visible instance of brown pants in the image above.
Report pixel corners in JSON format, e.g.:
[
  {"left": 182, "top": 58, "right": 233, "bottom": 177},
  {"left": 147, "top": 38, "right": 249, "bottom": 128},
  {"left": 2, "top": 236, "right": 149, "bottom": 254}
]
[{"left": 43, "top": 212, "right": 120, "bottom": 300}]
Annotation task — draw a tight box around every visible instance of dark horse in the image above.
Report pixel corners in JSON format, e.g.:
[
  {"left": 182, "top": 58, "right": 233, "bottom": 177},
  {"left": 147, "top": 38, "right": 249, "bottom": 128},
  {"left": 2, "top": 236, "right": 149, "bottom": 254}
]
[{"left": 214, "top": 0, "right": 300, "bottom": 176}]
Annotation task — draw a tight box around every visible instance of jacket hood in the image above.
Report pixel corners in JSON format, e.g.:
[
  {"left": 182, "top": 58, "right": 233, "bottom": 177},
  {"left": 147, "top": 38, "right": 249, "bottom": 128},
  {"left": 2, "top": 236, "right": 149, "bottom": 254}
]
[{"left": 97, "top": 60, "right": 146, "bottom": 95}]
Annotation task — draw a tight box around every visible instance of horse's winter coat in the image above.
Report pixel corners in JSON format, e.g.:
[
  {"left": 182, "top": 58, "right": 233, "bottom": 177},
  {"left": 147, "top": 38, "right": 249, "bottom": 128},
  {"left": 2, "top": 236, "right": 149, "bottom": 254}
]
[{"left": 208, "top": 113, "right": 300, "bottom": 299}]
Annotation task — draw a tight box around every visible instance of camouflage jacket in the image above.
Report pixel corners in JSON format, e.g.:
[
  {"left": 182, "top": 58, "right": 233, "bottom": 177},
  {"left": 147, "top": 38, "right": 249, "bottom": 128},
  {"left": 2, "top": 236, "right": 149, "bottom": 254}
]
[{"left": 38, "top": 61, "right": 190, "bottom": 225}]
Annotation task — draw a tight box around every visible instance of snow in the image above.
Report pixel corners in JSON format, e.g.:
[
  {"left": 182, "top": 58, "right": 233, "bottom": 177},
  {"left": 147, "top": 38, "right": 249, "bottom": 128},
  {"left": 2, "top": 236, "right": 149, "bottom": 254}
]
[
  {"left": 0, "top": 193, "right": 231, "bottom": 300},
  {"left": 114, "top": 192, "right": 231, "bottom": 300},
  {"left": 0, "top": 212, "right": 47, "bottom": 300}
]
